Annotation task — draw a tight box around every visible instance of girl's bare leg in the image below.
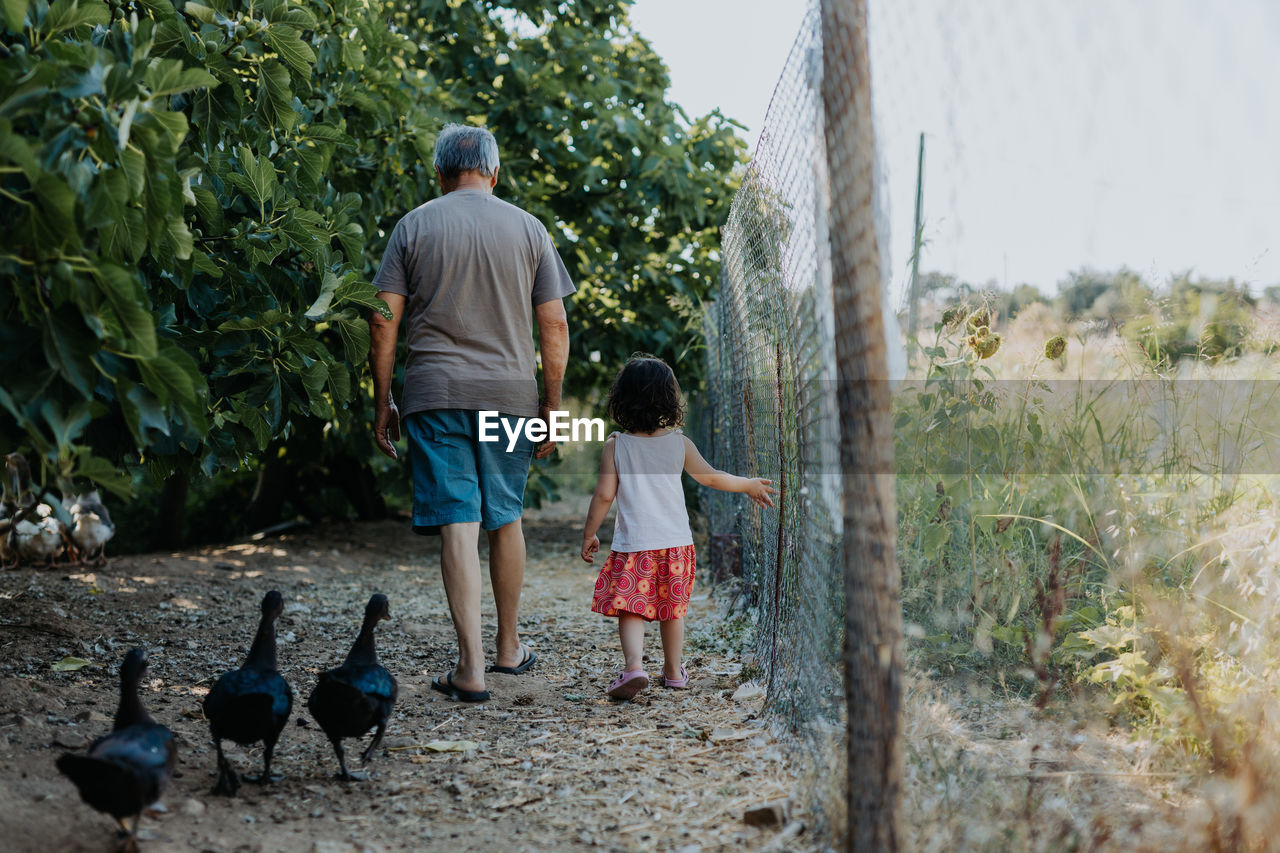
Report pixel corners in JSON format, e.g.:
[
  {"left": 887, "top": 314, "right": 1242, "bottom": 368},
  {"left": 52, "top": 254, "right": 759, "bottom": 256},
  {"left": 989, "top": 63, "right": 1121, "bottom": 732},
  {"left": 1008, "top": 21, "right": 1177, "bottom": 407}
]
[
  {"left": 618, "top": 613, "right": 646, "bottom": 672},
  {"left": 659, "top": 617, "right": 684, "bottom": 681}
]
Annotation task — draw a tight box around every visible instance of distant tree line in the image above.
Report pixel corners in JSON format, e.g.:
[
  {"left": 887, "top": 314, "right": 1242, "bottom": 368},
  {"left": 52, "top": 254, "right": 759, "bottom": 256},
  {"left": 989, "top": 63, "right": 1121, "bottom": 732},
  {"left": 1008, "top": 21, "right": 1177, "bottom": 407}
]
[{"left": 915, "top": 267, "right": 1270, "bottom": 364}]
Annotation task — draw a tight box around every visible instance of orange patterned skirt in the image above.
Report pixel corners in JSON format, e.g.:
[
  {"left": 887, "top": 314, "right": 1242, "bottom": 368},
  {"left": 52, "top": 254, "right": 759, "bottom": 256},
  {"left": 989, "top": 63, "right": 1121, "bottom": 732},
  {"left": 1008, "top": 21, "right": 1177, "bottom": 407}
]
[{"left": 591, "top": 545, "right": 697, "bottom": 622}]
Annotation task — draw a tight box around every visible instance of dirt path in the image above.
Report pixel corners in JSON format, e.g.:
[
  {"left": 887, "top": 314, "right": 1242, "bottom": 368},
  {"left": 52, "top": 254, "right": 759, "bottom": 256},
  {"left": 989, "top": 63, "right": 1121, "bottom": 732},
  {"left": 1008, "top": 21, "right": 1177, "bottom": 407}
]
[{"left": 0, "top": 505, "right": 806, "bottom": 853}]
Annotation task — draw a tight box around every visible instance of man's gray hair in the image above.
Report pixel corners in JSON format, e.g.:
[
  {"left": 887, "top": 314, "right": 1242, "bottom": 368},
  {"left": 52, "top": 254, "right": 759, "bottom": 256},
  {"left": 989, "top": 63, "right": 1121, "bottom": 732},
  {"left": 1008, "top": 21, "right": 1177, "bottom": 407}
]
[{"left": 433, "top": 124, "right": 500, "bottom": 179}]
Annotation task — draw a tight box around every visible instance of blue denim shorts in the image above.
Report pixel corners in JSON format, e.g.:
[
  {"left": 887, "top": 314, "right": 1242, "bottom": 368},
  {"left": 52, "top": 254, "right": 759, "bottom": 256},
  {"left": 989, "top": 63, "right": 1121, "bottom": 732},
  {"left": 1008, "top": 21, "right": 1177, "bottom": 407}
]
[{"left": 404, "top": 409, "right": 534, "bottom": 535}]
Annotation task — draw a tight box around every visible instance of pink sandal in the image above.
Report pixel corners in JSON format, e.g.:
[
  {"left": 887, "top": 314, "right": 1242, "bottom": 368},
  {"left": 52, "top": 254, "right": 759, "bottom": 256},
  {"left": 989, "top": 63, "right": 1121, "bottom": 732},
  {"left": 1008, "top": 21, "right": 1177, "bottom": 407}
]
[
  {"left": 607, "top": 669, "right": 650, "bottom": 700},
  {"left": 659, "top": 665, "right": 689, "bottom": 689}
]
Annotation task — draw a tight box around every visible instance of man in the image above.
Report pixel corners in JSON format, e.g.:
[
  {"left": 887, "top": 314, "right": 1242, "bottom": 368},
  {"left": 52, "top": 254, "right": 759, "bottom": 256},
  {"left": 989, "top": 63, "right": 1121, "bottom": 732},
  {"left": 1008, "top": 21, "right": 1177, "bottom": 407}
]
[{"left": 369, "top": 123, "right": 574, "bottom": 702}]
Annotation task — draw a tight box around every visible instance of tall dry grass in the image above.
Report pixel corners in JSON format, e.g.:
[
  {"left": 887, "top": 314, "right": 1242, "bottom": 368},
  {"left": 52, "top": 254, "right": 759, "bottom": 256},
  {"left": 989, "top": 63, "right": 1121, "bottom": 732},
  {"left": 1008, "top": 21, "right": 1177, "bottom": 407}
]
[{"left": 897, "top": 300, "right": 1280, "bottom": 850}]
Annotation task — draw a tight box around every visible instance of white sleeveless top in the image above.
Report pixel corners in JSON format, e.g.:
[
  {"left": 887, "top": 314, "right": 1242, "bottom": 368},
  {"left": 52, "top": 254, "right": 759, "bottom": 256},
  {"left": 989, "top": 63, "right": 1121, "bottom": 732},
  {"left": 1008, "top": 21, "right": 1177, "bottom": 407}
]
[{"left": 610, "top": 430, "right": 693, "bottom": 552}]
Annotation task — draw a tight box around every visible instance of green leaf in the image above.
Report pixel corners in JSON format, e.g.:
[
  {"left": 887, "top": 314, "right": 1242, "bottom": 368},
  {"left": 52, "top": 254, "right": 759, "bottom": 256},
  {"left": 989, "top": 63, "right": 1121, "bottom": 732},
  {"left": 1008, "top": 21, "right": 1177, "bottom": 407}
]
[
  {"left": 334, "top": 276, "right": 392, "bottom": 317},
  {"left": 921, "top": 522, "right": 951, "bottom": 560},
  {"left": 233, "top": 145, "right": 277, "bottom": 210},
  {"left": 72, "top": 452, "right": 132, "bottom": 499},
  {"left": 102, "top": 207, "right": 148, "bottom": 263},
  {"left": 118, "top": 383, "right": 171, "bottom": 444},
  {"left": 95, "top": 264, "right": 158, "bottom": 357},
  {"left": 38, "top": 400, "right": 92, "bottom": 455},
  {"left": 301, "top": 359, "right": 326, "bottom": 405},
  {"left": 265, "top": 24, "right": 316, "bottom": 76},
  {"left": 341, "top": 38, "right": 365, "bottom": 71},
  {"left": 119, "top": 146, "right": 146, "bottom": 200},
  {"left": 245, "top": 238, "right": 284, "bottom": 268},
  {"left": 43, "top": 311, "right": 97, "bottom": 397},
  {"left": 219, "top": 310, "right": 287, "bottom": 332},
  {"left": 134, "top": 110, "right": 189, "bottom": 157},
  {"left": 166, "top": 216, "right": 193, "bottom": 260},
  {"left": 182, "top": 1, "right": 216, "bottom": 23},
  {"left": 32, "top": 172, "right": 77, "bottom": 246},
  {"left": 85, "top": 168, "right": 127, "bottom": 229},
  {"left": 145, "top": 59, "right": 218, "bottom": 98},
  {"left": 0, "top": 386, "right": 34, "bottom": 431},
  {"left": 302, "top": 123, "right": 352, "bottom": 146},
  {"left": 335, "top": 221, "right": 363, "bottom": 263},
  {"left": 191, "top": 185, "right": 224, "bottom": 233},
  {"left": 191, "top": 250, "right": 223, "bottom": 279},
  {"left": 137, "top": 353, "right": 191, "bottom": 407},
  {"left": 257, "top": 59, "right": 296, "bottom": 132},
  {"left": 135, "top": 0, "right": 176, "bottom": 21},
  {"left": 41, "top": 0, "right": 108, "bottom": 35},
  {"left": 0, "top": 124, "right": 38, "bottom": 179},
  {"left": 281, "top": 223, "right": 325, "bottom": 259},
  {"left": 116, "top": 97, "right": 140, "bottom": 149},
  {"left": 326, "top": 360, "right": 351, "bottom": 401},
  {"left": 267, "top": 3, "right": 316, "bottom": 28},
  {"left": 235, "top": 405, "right": 270, "bottom": 451},
  {"left": 333, "top": 315, "right": 370, "bottom": 366},
  {"left": 294, "top": 143, "right": 325, "bottom": 189},
  {"left": 51, "top": 656, "right": 92, "bottom": 672},
  {"left": 304, "top": 269, "right": 340, "bottom": 320},
  {"left": 2, "top": 0, "right": 27, "bottom": 32}
]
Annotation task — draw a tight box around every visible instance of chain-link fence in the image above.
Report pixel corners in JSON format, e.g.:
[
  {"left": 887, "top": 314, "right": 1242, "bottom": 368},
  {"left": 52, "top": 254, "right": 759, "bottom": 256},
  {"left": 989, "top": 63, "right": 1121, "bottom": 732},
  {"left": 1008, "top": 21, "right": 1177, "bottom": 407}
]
[
  {"left": 701, "top": 4, "right": 853, "bottom": 835},
  {"left": 704, "top": 0, "right": 1278, "bottom": 846}
]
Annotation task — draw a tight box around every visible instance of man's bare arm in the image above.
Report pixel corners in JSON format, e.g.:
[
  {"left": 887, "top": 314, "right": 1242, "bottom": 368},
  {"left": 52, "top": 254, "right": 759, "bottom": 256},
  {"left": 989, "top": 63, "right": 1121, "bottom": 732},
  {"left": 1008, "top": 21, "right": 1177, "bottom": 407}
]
[
  {"left": 534, "top": 298, "right": 569, "bottom": 459},
  {"left": 370, "top": 291, "right": 405, "bottom": 459}
]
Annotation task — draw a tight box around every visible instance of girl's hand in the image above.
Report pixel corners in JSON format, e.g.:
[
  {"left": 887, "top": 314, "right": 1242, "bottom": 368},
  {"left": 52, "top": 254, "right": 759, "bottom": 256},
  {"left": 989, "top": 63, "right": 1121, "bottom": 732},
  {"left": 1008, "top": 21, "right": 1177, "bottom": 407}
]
[
  {"left": 746, "top": 478, "right": 778, "bottom": 508},
  {"left": 582, "top": 534, "right": 600, "bottom": 563}
]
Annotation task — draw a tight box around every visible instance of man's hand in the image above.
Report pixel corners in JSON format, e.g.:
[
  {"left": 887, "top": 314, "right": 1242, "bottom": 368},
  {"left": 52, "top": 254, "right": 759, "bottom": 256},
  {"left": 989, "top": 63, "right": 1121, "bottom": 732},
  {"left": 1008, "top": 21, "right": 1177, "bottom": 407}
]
[
  {"left": 369, "top": 291, "right": 404, "bottom": 461},
  {"left": 581, "top": 534, "right": 600, "bottom": 563},
  {"left": 534, "top": 402, "right": 557, "bottom": 460},
  {"left": 374, "top": 396, "right": 402, "bottom": 460}
]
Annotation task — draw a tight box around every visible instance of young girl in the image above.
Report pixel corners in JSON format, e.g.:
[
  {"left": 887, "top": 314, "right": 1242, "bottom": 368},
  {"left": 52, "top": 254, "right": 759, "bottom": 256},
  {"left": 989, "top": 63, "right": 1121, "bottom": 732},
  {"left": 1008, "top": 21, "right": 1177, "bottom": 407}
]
[{"left": 581, "top": 356, "right": 776, "bottom": 700}]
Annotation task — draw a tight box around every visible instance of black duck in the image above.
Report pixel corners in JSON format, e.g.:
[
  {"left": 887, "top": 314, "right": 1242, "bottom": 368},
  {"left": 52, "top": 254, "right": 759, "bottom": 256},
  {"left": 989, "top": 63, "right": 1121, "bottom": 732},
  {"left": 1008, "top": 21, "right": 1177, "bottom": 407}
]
[
  {"left": 56, "top": 647, "right": 176, "bottom": 851},
  {"left": 203, "top": 590, "right": 293, "bottom": 795},
  {"left": 306, "top": 593, "right": 397, "bottom": 780}
]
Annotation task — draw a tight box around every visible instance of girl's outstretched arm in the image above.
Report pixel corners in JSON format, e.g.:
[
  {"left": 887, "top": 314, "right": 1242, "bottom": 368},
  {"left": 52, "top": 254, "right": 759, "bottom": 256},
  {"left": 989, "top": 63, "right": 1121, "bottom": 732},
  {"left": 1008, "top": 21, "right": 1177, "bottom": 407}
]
[
  {"left": 682, "top": 437, "right": 777, "bottom": 508},
  {"left": 581, "top": 436, "right": 619, "bottom": 562}
]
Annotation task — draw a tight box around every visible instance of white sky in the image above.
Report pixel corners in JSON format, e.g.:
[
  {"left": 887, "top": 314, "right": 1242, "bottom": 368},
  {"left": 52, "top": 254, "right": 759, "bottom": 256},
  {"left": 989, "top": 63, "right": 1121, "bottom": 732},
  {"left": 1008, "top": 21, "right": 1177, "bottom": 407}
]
[{"left": 628, "top": 0, "right": 1280, "bottom": 298}]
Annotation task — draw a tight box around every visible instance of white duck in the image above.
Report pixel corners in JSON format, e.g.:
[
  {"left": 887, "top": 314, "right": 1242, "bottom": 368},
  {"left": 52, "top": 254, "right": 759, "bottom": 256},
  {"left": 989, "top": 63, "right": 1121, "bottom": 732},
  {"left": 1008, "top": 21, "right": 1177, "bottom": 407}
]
[
  {"left": 15, "top": 503, "right": 65, "bottom": 566},
  {"left": 67, "top": 491, "right": 115, "bottom": 566}
]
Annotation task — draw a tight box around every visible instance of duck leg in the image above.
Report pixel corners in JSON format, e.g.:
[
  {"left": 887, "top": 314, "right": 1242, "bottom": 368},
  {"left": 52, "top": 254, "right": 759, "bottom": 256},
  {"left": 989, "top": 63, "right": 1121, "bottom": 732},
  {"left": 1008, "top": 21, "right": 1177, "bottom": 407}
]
[
  {"left": 360, "top": 720, "right": 387, "bottom": 765},
  {"left": 111, "top": 814, "right": 141, "bottom": 853},
  {"left": 211, "top": 738, "right": 240, "bottom": 796},
  {"left": 245, "top": 735, "right": 284, "bottom": 785},
  {"left": 330, "top": 737, "right": 365, "bottom": 781}
]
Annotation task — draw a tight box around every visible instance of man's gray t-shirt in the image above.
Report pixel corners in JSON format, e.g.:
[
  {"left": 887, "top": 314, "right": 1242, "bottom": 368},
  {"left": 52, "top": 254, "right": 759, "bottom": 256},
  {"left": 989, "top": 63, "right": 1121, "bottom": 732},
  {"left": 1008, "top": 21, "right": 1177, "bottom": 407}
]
[{"left": 372, "top": 189, "right": 576, "bottom": 419}]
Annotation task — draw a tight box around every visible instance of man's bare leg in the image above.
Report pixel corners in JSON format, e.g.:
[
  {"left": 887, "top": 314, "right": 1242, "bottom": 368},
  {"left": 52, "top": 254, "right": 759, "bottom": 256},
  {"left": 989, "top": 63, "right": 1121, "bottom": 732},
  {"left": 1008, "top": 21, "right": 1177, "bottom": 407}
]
[
  {"left": 439, "top": 521, "right": 486, "bottom": 692},
  {"left": 487, "top": 518, "right": 526, "bottom": 670}
]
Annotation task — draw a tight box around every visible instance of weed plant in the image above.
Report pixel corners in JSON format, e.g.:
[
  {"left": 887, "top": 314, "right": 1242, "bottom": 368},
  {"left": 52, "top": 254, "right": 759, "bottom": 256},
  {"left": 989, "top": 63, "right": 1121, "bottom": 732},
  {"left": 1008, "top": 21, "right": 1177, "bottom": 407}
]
[{"left": 897, "top": 297, "right": 1280, "bottom": 843}]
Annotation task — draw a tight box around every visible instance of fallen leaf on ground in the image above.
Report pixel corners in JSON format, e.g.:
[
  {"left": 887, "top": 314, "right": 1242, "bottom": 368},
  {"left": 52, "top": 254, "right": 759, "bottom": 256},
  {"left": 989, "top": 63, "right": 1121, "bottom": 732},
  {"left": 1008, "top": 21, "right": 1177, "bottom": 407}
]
[
  {"left": 710, "top": 726, "right": 752, "bottom": 742},
  {"left": 424, "top": 740, "right": 479, "bottom": 752}
]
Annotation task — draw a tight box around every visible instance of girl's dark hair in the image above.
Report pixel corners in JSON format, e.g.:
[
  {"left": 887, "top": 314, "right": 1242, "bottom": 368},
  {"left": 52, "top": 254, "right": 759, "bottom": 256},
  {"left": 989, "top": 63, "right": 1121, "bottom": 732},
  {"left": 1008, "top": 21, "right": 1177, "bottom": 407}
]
[{"left": 606, "top": 355, "right": 685, "bottom": 434}]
